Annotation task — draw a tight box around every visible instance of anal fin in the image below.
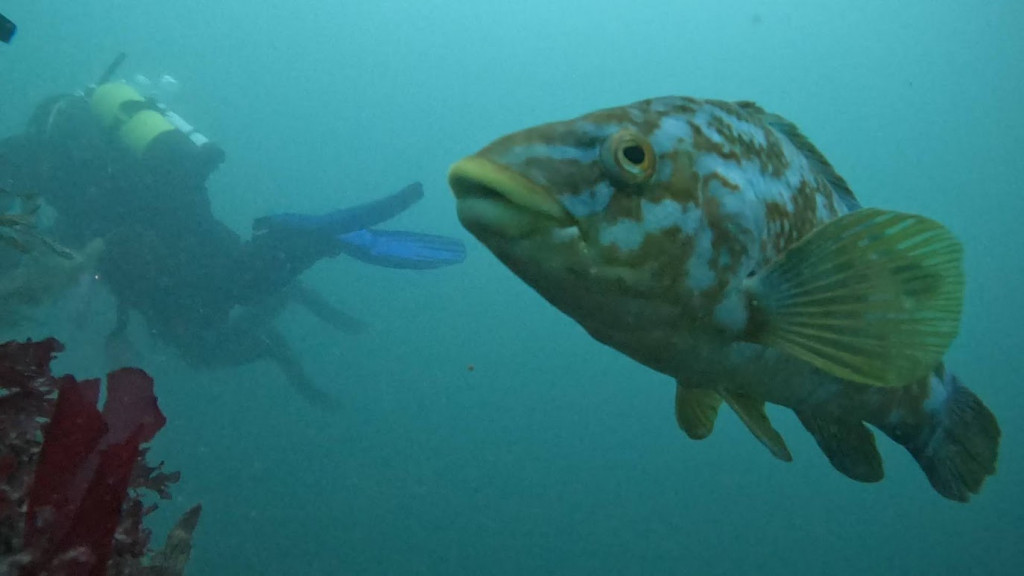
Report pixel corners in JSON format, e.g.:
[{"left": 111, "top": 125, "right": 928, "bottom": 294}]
[
  {"left": 721, "top": 392, "right": 793, "bottom": 462},
  {"left": 796, "top": 412, "right": 884, "bottom": 483},
  {"left": 674, "top": 383, "right": 722, "bottom": 440}
]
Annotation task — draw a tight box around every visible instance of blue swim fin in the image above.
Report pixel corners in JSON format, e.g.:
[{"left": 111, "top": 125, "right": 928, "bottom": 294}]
[
  {"left": 335, "top": 229, "right": 467, "bottom": 269},
  {"left": 253, "top": 182, "right": 424, "bottom": 238}
]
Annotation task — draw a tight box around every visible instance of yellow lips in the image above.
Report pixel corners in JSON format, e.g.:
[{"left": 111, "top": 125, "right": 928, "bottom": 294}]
[{"left": 448, "top": 156, "right": 572, "bottom": 238}]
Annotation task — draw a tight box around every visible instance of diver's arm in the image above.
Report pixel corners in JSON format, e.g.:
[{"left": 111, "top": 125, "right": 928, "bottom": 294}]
[{"left": 262, "top": 326, "right": 339, "bottom": 410}]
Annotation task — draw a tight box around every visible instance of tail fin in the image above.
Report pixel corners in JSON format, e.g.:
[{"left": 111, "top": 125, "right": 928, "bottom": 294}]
[{"left": 905, "top": 366, "right": 1000, "bottom": 502}]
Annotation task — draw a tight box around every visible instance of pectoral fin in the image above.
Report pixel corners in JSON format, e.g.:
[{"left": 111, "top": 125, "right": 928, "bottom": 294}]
[
  {"left": 721, "top": 392, "right": 792, "bottom": 462},
  {"left": 674, "top": 383, "right": 722, "bottom": 440},
  {"left": 745, "top": 208, "right": 964, "bottom": 388},
  {"left": 796, "top": 412, "right": 884, "bottom": 483}
]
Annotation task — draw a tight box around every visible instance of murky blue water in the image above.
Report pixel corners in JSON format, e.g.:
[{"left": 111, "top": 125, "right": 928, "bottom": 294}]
[{"left": 2, "top": 1, "right": 1021, "bottom": 574}]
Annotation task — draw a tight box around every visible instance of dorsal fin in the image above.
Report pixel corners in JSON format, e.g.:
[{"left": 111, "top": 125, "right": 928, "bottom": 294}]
[
  {"left": 721, "top": 391, "right": 793, "bottom": 461},
  {"left": 736, "top": 100, "right": 861, "bottom": 212},
  {"left": 674, "top": 383, "right": 722, "bottom": 440}
]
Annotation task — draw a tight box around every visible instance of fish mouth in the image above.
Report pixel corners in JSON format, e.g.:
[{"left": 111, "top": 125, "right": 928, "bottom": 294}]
[{"left": 449, "top": 156, "right": 573, "bottom": 238}]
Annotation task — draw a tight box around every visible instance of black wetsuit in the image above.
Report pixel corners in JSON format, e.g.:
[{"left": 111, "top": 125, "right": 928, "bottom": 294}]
[{"left": 0, "top": 93, "right": 338, "bottom": 401}]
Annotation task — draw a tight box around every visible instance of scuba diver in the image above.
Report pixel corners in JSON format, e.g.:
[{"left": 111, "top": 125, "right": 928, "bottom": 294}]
[{"left": 0, "top": 58, "right": 466, "bottom": 405}]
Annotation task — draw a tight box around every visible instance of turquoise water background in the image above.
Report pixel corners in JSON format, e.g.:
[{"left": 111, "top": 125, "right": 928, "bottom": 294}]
[{"left": 2, "top": 1, "right": 1021, "bottom": 574}]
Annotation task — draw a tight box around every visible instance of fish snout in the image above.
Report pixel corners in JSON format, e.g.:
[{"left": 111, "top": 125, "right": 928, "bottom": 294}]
[{"left": 449, "top": 156, "right": 573, "bottom": 238}]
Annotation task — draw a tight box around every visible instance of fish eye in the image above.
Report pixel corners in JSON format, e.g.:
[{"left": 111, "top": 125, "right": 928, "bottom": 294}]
[
  {"left": 621, "top": 144, "right": 646, "bottom": 165},
  {"left": 601, "top": 130, "right": 656, "bottom": 188}
]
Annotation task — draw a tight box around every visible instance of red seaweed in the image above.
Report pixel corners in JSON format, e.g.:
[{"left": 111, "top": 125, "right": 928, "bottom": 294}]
[
  {"left": 0, "top": 338, "right": 199, "bottom": 576},
  {"left": 22, "top": 377, "right": 107, "bottom": 558}
]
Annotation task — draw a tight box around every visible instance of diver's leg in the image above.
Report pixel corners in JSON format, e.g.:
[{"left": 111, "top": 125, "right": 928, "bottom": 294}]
[
  {"left": 237, "top": 233, "right": 327, "bottom": 303},
  {"left": 239, "top": 182, "right": 424, "bottom": 300},
  {"left": 257, "top": 326, "right": 339, "bottom": 410},
  {"left": 240, "top": 224, "right": 467, "bottom": 304},
  {"left": 198, "top": 304, "right": 339, "bottom": 409},
  {"left": 239, "top": 181, "right": 466, "bottom": 302},
  {"left": 288, "top": 281, "right": 367, "bottom": 334},
  {"left": 251, "top": 181, "right": 424, "bottom": 238}
]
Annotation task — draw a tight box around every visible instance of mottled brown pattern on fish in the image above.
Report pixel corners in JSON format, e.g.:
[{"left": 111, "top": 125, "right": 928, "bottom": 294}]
[
  {"left": 584, "top": 133, "right": 707, "bottom": 293},
  {"left": 788, "top": 180, "right": 822, "bottom": 246},
  {"left": 762, "top": 127, "right": 790, "bottom": 179},
  {"left": 589, "top": 106, "right": 664, "bottom": 136},
  {"left": 707, "top": 100, "right": 791, "bottom": 178},
  {"left": 604, "top": 192, "right": 645, "bottom": 226},
  {"left": 636, "top": 226, "right": 693, "bottom": 294},
  {"left": 763, "top": 200, "right": 795, "bottom": 256},
  {"left": 657, "top": 147, "right": 701, "bottom": 205},
  {"left": 451, "top": 95, "right": 998, "bottom": 502},
  {"left": 687, "top": 120, "right": 742, "bottom": 164},
  {"left": 708, "top": 107, "right": 764, "bottom": 164},
  {"left": 700, "top": 188, "right": 749, "bottom": 311},
  {"left": 762, "top": 179, "right": 830, "bottom": 257}
]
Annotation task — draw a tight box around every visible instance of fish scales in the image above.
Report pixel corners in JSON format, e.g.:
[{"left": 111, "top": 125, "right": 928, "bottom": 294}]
[{"left": 450, "top": 95, "right": 1000, "bottom": 502}]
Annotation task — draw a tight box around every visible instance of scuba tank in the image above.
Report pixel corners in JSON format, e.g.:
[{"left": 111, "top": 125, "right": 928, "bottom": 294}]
[{"left": 86, "top": 80, "right": 225, "bottom": 185}]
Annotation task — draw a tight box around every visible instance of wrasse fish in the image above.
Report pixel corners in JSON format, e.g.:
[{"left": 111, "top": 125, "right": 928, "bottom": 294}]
[{"left": 448, "top": 96, "right": 1000, "bottom": 502}]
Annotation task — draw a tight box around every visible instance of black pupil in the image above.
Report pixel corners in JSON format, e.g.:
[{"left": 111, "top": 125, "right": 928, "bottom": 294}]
[{"left": 622, "top": 144, "right": 645, "bottom": 165}]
